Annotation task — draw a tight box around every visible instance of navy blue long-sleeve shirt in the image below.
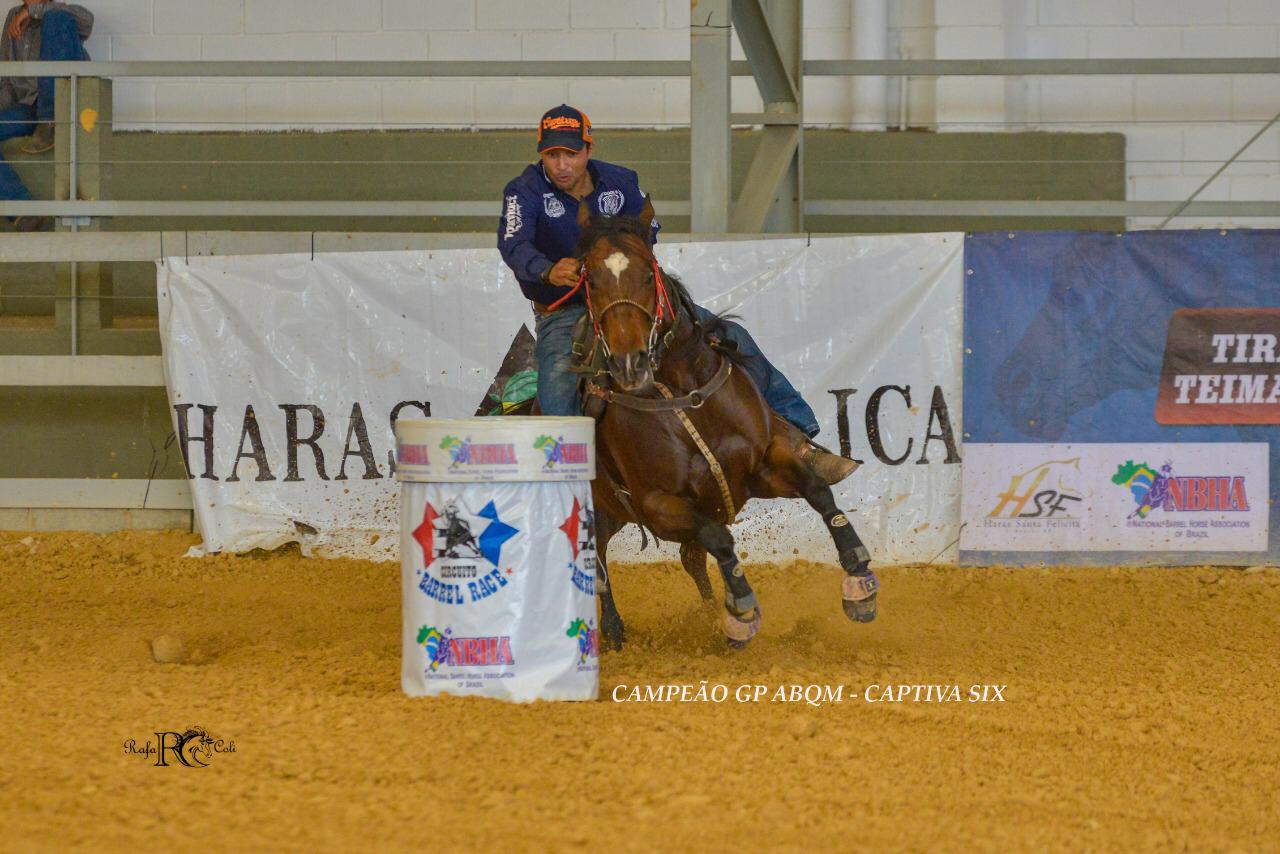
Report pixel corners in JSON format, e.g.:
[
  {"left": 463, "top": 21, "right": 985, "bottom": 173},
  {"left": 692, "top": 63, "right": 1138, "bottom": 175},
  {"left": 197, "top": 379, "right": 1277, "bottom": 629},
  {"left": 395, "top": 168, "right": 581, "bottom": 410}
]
[{"left": 497, "top": 159, "right": 660, "bottom": 307}]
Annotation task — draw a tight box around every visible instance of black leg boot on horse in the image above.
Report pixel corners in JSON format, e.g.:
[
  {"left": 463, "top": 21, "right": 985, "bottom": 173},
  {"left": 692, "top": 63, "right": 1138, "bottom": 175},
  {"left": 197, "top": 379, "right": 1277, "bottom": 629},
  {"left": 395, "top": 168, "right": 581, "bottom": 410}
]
[
  {"left": 796, "top": 462, "right": 879, "bottom": 622},
  {"left": 696, "top": 520, "right": 761, "bottom": 648},
  {"left": 750, "top": 431, "right": 880, "bottom": 623}
]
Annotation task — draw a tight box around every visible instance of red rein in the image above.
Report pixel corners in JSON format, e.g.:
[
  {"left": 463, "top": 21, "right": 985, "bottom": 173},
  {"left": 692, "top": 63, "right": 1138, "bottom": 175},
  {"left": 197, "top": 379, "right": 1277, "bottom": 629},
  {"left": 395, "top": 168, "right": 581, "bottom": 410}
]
[{"left": 545, "top": 257, "right": 673, "bottom": 333}]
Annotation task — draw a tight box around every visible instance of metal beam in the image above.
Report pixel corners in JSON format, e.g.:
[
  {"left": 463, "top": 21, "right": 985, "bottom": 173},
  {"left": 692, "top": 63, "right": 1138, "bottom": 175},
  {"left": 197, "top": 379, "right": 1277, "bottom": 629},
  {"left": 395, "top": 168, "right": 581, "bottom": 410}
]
[
  {"left": 801, "top": 58, "right": 1280, "bottom": 76},
  {"left": 0, "top": 200, "right": 692, "bottom": 218},
  {"left": 731, "top": 125, "right": 800, "bottom": 232},
  {"left": 690, "top": 0, "right": 732, "bottom": 233},
  {"left": 1159, "top": 107, "right": 1280, "bottom": 229},
  {"left": 731, "top": 0, "right": 797, "bottom": 105},
  {"left": 731, "top": 112, "right": 801, "bottom": 124},
  {"left": 731, "top": 0, "right": 802, "bottom": 232},
  {"left": 0, "top": 355, "right": 165, "bottom": 386},
  {"left": 5, "top": 58, "right": 1278, "bottom": 78},
  {"left": 0, "top": 478, "right": 191, "bottom": 510},
  {"left": 1, "top": 60, "right": 690, "bottom": 78},
  {"left": 0, "top": 230, "right": 813, "bottom": 264},
  {"left": 803, "top": 200, "right": 1280, "bottom": 216}
]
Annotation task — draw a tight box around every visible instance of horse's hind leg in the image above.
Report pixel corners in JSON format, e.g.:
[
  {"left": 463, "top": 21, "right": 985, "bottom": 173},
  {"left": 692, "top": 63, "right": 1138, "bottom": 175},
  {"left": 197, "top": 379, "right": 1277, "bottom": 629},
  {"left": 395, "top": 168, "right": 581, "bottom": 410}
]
[
  {"left": 679, "top": 542, "right": 714, "bottom": 602},
  {"left": 759, "top": 443, "right": 879, "bottom": 623},
  {"left": 640, "top": 492, "right": 761, "bottom": 648},
  {"left": 594, "top": 509, "right": 626, "bottom": 651}
]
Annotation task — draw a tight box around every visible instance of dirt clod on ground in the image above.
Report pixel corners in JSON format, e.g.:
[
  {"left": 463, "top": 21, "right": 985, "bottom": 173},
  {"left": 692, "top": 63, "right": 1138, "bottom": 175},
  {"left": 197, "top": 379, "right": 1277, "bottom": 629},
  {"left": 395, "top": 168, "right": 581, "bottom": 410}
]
[{"left": 2, "top": 530, "right": 1278, "bottom": 850}]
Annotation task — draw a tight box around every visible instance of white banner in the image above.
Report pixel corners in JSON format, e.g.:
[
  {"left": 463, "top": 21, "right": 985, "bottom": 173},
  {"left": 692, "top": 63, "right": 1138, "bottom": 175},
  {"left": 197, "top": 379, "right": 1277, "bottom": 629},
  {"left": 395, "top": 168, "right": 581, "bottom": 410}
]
[
  {"left": 961, "top": 442, "right": 1270, "bottom": 552},
  {"left": 157, "top": 234, "right": 965, "bottom": 564}
]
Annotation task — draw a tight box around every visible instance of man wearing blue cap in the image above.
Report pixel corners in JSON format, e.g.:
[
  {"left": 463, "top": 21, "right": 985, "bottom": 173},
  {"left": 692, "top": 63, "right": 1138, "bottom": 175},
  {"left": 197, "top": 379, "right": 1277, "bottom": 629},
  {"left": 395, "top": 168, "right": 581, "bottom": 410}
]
[{"left": 497, "top": 105, "right": 856, "bottom": 483}]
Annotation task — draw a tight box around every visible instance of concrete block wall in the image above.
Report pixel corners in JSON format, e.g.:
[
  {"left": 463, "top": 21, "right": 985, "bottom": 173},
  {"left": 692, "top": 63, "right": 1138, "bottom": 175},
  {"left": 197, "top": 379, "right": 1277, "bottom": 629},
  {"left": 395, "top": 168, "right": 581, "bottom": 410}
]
[
  {"left": 93, "top": 0, "right": 934, "bottom": 128},
  {"left": 936, "top": 0, "right": 1280, "bottom": 228},
  {"left": 78, "top": 0, "right": 1280, "bottom": 227}
]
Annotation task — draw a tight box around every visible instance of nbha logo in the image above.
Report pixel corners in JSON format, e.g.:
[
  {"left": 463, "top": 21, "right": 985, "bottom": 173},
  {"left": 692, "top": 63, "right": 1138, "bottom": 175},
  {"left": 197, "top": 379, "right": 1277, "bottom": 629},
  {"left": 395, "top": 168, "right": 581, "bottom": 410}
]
[
  {"left": 1112, "top": 460, "right": 1251, "bottom": 518},
  {"left": 439, "top": 435, "right": 518, "bottom": 469},
  {"left": 534, "top": 433, "right": 589, "bottom": 470},
  {"left": 417, "top": 625, "right": 514, "bottom": 672}
]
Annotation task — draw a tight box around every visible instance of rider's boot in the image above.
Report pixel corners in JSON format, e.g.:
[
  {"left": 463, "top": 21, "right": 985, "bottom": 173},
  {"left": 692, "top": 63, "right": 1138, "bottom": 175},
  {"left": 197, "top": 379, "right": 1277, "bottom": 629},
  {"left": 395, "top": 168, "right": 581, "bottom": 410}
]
[
  {"left": 801, "top": 439, "right": 860, "bottom": 486},
  {"left": 771, "top": 414, "right": 860, "bottom": 486}
]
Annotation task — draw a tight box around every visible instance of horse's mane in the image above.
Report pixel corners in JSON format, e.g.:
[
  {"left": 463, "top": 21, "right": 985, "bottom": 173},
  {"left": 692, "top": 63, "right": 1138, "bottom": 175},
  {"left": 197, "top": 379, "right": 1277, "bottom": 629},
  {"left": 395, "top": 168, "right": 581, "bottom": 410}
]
[{"left": 575, "top": 214, "right": 735, "bottom": 340}]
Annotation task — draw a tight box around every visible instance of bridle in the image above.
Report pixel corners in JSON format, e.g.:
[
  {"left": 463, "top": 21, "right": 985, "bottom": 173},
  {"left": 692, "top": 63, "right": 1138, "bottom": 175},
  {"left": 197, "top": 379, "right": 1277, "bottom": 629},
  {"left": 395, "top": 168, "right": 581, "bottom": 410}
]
[{"left": 546, "top": 250, "right": 679, "bottom": 370}]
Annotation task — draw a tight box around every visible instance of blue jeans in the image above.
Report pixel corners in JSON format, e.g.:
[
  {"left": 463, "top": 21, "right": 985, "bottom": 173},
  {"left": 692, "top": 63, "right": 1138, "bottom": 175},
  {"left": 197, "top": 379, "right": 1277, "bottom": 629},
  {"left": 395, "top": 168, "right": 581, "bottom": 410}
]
[
  {"left": 534, "top": 302, "right": 821, "bottom": 438},
  {"left": 0, "top": 10, "right": 87, "bottom": 203},
  {"left": 0, "top": 104, "right": 36, "bottom": 202}
]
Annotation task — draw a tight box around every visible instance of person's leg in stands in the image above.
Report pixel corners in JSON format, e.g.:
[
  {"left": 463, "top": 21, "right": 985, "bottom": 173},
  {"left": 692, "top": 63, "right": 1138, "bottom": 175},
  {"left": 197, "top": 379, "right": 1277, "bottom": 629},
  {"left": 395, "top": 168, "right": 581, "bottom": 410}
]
[
  {"left": 0, "top": 104, "right": 37, "bottom": 206},
  {"left": 36, "top": 9, "right": 90, "bottom": 122},
  {"left": 24, "top": 8, "right": 89, "bottom": 154}
]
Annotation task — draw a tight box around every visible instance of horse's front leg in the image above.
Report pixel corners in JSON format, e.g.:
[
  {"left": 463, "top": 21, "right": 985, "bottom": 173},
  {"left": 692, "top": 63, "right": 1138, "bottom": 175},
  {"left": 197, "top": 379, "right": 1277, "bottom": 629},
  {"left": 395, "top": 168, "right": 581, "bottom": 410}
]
[
  {"left": 756, "top": 441, "right": 879, "bottom": 623},
  {"left": 640, "top": 491, "right": 761, "bottom": 648},
  {"left": 593, "top": 509, "right": 626, "bottom": 651}
]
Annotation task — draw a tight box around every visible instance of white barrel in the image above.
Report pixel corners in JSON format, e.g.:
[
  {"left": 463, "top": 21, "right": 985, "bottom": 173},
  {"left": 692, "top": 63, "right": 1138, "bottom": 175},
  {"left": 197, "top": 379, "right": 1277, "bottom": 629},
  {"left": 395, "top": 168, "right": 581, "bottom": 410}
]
[{"left": 396, "top": 417, "right": 598, "bottom": 702}]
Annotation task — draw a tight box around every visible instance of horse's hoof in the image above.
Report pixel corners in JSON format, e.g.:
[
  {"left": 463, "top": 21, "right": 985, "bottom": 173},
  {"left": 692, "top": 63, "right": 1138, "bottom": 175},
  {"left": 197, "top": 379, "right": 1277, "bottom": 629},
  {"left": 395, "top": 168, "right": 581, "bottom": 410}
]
[
  {"left": 724, "top": 607, "right": 761, "bottom": 648},
  {"left": 842, "top": 572, "right": 879, "bottom": 623}
]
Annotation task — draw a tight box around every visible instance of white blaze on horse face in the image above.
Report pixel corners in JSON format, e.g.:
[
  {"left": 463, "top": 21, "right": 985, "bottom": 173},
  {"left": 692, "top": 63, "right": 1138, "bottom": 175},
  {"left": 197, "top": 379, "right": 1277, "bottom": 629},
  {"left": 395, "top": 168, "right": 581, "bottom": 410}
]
[{"left": 603, "top": 251, "right": 630, "bottom": 283}]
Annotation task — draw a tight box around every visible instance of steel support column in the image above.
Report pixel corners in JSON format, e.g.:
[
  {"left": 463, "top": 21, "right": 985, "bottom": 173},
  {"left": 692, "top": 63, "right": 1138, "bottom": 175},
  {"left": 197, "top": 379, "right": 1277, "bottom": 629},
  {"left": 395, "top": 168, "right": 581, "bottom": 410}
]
[
  {"left": 690, "top": 0, "right": 732, "bottom": 233},
  {"left": 731, "top": 0, "right": 803, "bottom": 232}
]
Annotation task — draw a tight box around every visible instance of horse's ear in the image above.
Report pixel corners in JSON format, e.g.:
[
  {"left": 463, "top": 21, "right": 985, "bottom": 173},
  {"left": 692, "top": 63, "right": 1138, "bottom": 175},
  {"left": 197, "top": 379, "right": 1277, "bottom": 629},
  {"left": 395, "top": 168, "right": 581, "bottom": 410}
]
[
  {"left": 576, "top": 198, "right": 593, "bottom": 230},
  {"left": 639, "top": 194, "right": 655, "bottom": 231}
]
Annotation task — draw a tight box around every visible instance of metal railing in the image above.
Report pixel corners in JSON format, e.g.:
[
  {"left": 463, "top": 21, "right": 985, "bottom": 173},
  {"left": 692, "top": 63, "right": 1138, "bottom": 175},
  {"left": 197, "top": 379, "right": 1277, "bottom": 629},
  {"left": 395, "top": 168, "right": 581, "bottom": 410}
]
[{"left": 1, "top": 57, "right": 1278, "bottom": 221}]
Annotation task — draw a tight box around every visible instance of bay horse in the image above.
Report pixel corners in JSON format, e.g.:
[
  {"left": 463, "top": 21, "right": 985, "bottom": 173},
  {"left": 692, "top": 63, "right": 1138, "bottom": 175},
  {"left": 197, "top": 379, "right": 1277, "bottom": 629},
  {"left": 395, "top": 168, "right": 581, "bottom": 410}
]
[{"left": 563, "top": 198, "right": 880, "bottom": 649}]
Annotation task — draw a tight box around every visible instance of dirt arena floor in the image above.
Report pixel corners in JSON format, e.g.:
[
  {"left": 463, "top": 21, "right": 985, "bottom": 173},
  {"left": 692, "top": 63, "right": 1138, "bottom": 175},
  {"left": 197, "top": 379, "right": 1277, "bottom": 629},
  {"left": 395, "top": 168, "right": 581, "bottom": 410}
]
[{"left": 2, "top": 530, "right": 1278, "bottom": 851}]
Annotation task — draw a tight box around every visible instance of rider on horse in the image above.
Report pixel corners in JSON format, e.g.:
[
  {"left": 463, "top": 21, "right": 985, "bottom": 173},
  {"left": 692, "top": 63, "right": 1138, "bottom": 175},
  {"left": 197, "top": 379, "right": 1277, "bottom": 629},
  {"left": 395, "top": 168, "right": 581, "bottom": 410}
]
[{"left": 497, "top": 104, "right": 857, "bottom": 484}]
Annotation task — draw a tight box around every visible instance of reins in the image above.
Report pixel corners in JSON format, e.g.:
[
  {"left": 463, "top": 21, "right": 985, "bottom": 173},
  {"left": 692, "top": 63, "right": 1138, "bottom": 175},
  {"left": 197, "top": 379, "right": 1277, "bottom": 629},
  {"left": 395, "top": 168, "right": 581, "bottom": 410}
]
[{"left": 551, "top": 254, "right": 679, "bottom": 372}]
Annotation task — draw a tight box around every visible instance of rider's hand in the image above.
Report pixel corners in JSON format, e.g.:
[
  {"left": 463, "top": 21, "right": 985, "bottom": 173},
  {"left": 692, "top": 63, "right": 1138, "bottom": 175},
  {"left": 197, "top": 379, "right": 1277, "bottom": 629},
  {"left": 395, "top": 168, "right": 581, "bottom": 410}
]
[
  {"left": 8, "top": 8, "right": 30, "bottom": 39},
  {"left": 545, "top": 258, "right": 581, "bottom": 287}
]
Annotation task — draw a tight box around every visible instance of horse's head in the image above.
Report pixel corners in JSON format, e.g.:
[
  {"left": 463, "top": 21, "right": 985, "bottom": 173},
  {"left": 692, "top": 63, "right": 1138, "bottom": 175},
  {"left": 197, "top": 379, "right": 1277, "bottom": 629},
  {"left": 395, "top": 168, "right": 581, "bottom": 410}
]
[{"left": 575, "top": 197, "right": 672, "bottom": 394}]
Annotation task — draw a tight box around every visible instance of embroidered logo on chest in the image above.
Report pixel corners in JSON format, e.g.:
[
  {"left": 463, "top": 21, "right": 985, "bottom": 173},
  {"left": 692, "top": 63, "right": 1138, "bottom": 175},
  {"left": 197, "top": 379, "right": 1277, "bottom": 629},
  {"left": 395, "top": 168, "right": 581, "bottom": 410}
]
[
  {"left": 543, "top": 193, "right": 565, "bottom": 218},
  {"left": 598, "top": 189, "right": 624, "bottom": 216}
]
